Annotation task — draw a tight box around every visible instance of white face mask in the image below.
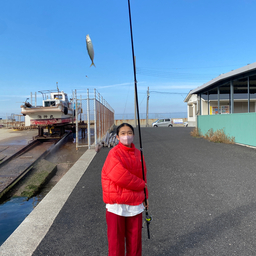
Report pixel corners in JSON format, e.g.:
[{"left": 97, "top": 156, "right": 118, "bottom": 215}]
[{"left": 119, "top": 135, "right": 134, "bottom": 146}]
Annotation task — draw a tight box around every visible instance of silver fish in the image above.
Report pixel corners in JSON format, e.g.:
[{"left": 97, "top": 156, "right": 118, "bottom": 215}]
[{"left": 86, "top": 34, "right": 95, "bottom": 67}]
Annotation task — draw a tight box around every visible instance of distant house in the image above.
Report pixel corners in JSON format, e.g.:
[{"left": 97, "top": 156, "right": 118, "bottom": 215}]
[{"left": 184, "top": 91, "right": 256, "bottom": 127}]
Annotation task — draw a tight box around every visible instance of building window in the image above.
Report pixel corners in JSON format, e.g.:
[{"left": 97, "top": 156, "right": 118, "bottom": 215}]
[{"left": 189, "top": 105, "right": 193, "bottom": 117}]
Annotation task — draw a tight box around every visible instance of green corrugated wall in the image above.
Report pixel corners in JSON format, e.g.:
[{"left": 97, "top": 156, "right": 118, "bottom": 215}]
[{"left": 197, "top": 113, "right": 256, "bottom": 147}]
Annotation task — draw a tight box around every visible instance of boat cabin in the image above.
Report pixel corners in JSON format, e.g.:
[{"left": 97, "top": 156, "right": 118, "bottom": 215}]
[{"left": 43, "top": 92, "right": 69, "bottom": 108}]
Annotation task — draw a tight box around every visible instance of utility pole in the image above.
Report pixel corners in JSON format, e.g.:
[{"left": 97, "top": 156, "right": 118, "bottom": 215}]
[{"left": 146, "top": 87, "right": 150, "bottom": 127}]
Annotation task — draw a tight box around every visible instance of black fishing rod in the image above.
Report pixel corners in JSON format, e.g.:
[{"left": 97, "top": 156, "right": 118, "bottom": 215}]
[{"left": 127, "top": 0, "right": 152, "bottom": 239}]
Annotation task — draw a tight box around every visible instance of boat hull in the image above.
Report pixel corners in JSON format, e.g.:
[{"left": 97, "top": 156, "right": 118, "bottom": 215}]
[
  {"left": 21, "top": 105, "right": 78, "bottom": 126},
  {"left": 30, "top": 117, "right": 73, "bottom": 125}
]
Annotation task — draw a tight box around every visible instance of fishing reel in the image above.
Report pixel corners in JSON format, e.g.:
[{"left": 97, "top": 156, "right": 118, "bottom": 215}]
[
  {"left": 143, "top": 211, "right": 152, "bottom": 239},
  {"left": 143, "top": 212, "right": 152, "bottom": 227},
  {"left": 145, "top": 213, "right": 152, "bottom": 224}
]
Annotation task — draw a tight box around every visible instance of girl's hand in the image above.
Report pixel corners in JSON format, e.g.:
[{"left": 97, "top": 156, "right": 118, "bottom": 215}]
[{"left": 143, "top": 199, "right": 149, "bottom": 209}]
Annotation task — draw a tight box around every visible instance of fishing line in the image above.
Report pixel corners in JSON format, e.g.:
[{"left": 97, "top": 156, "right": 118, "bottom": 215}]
[
  {"left": 122, "top": 82, "right": 132, "bottom": 120},
  {"left": 139, "top": 94, "right": 146, "bottom": 107}
]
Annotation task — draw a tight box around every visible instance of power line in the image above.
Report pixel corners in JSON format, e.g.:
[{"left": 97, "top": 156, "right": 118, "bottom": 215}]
[
  {"left": 137, "top": 64, "right": 243, "bottom": 70},
  {"left": 136, "top": 66, "right": 241, "bottom": 80},
  {"left": 150, "top": 91, "right": 187, "bottom": 95}
]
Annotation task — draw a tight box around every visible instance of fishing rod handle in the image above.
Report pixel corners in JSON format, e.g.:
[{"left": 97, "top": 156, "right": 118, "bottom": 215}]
[{"left": 147, "top": 223, "right": 150, "bottom": 239}]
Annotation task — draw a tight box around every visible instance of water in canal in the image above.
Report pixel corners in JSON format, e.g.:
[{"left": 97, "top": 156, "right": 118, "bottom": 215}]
[{"left": 0, "top": 196, "right": 42, "bottom": 246}]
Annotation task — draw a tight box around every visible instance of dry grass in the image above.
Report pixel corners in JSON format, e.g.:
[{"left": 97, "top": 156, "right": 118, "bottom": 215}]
[
  {"left": 190, "top": 128, "right": 202, "bottom": 138},
  {"left": 191, "top": 127, "right": 235, "bottom": 144},
  {"left": 204, "top": 128, "right": 214, "bottom": 140},
  {"left": 205, "top": 128, "right": 235, "bottom": 144}
]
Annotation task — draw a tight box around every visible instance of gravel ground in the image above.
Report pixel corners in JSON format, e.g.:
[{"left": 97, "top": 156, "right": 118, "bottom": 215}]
[
  {"left": 33, "top": 127, "right": 256, "bottom": 256},
  {"left": 0, "top": 128, "right": 37, "bottom": 143}
]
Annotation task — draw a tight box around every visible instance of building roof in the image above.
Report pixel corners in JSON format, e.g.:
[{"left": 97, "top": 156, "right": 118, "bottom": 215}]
[
  {"left": 190, "top": 62, "right": 256, "bottom": 95},
  {"left": 184, "top": 90, "right": 192, "bottom": 102}
]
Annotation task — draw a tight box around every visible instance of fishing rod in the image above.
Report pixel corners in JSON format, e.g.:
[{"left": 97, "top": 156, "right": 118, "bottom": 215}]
[{"left": 127, "top": 0, "right": 152, "bottom": 239}]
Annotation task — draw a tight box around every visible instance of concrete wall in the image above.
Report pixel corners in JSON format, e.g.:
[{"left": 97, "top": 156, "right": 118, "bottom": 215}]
[{"left": 197, "top": 113, "right": 256, "bottom": 147}]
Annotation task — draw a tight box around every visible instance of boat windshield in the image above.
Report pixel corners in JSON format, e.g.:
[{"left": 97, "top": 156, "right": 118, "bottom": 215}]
[{"left": 54, "top": 94, "right": 63, "bottom": 99}]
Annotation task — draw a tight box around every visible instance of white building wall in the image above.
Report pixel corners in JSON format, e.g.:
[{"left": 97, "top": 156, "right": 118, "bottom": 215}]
[
  {"left": 186, "top": 94, "right": 198, "bottom": 127},
  {"left": 25, "top": 115, "right": 31, "bottom": 126},
  {"left": 201, "top": 100, "right": 208, "bottom": 115}
]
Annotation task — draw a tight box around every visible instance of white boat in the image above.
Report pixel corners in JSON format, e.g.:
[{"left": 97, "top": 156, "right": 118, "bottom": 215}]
[{"left": 21, "top": 90, "right": 81, "bottom": 126}]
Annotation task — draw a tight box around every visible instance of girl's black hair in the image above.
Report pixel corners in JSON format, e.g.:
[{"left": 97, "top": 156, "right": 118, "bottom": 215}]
[{"left": 116, "top": 123, "right": 134, "bottom": 135}]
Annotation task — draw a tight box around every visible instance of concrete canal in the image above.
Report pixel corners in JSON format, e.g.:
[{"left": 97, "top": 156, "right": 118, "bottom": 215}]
[{"left": 0, "top": 130, "right": 87, "bottom": 246}]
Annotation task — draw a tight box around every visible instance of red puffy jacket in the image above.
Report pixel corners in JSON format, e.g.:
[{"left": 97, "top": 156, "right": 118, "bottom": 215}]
[{"left": 101, "top": 142, "right": 148, "bottom": 206}]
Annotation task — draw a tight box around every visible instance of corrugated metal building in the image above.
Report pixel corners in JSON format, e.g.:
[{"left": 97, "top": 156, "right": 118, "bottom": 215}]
[{"left": 184, "top": 62, "right": 256, "bottom": 147}]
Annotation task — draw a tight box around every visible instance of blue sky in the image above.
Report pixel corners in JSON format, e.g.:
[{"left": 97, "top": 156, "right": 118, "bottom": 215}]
[{"left": 1, "top": 0, "right": 256, "bottom": 119}]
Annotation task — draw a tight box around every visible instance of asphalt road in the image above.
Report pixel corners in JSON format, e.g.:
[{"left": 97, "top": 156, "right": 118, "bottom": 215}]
[{"left": 33, "top": 127, "right": 256, "bottom": 255}]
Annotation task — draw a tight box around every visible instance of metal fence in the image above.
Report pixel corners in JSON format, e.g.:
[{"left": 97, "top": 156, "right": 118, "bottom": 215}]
[
  {"left": 75, "top": 89, "right": 115, "bottom": 149},
  {"left": 0, "top": 114, "right": 26, "bottom": 129}
]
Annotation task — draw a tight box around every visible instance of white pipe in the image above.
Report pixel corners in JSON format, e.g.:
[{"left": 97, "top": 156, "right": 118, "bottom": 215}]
[
  {"left": 75, "top": 90, "right": 78, "bottom": 150},
  {"left": 102, "top": 96, "right": 104, "bottom": 135},
  {"left": 80, "top": 95, "right": 82, "bottom": 122},
  {"left": 72, "top": 90, "right": 74, "bottom": 124},
  {"left": 87, "top": 89, "right": 91, "bottom": 149},
  {"left": 98, "top": 92, "right": 101, "bottom": 142},
  {"left": 94, "top": 89, "right": 97, "bottom": 145}
]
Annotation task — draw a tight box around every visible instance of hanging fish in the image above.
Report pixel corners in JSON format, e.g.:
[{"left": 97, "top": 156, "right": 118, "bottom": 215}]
[{"left": 86, "top": 34, "right": 95, "bottom": 67}]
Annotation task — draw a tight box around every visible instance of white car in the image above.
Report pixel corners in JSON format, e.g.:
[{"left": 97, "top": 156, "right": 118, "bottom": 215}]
[{"left": 152, "top": 118, "right": 173, "bottom": 127}]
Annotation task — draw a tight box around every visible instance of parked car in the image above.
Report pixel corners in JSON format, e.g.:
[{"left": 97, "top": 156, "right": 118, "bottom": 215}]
[
  {"left": 152, "top": 118, "right": 173, "bottom": 127},
  {"left": 184, "top": 122, "right": 188, "bottom": 127}
]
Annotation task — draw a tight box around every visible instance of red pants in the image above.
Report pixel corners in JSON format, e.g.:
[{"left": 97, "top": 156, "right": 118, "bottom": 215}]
[{"left": 106, "top": 210, "right": 142, "bottom": 256}]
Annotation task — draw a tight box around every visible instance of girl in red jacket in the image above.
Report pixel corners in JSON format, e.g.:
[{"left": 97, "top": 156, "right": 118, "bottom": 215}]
[{"left": 102, "top": 123, "right": 148, "bottom": 256}]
